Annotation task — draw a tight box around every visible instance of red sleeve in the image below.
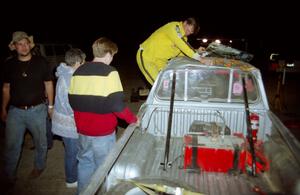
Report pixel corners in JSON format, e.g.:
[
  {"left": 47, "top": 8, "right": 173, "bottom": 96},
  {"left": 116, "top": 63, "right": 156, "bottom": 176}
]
[{"left": 114, "top": 107, "right": 137, "bottom": 124}]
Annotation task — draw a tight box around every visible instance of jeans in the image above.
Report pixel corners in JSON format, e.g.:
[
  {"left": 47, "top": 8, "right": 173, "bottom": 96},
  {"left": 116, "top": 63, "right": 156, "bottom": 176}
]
[
  {"left": 77, "top": 132, "right": 116, "bottom": 194},
  {"left": 62, "top": 137, "right": 78, "bottom": 183},
  {"left": 4, "top": 104, "right": 48, "bottom": 179},
  {"left": 46, "top": 115, "right": 53, "bottom": 149}
]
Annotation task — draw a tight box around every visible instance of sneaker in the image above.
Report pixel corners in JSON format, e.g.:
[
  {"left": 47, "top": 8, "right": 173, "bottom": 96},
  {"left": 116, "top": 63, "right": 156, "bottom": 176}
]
[{"left": 66, "top": 181, "right": 77, "bottom": 188}]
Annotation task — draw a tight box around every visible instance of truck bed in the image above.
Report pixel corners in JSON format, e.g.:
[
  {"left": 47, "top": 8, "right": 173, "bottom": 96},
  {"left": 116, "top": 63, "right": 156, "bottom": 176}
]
[{"left": 101, "top": 130, "right": 274, "bottom": 195}]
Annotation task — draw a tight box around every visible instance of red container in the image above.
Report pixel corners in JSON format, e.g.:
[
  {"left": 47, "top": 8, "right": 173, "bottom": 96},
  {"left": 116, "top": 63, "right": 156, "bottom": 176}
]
[{"left": 183, "top": 134, "right": 245, "bottom": 172}]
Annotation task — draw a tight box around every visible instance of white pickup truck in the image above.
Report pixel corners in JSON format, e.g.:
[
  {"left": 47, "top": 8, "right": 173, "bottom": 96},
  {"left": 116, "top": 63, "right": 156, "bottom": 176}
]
[{"left": 81, "top": 56, "right": 300, "bottom": 195}]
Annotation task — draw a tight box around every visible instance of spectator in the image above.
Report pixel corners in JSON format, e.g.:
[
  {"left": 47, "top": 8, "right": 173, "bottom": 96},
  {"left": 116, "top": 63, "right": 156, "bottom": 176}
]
[
  {"left": 68, "top": 37, "right": 138, "bottom": 193},
  {"left": 51, "top": 48, "right": 86, "bottom": 188},
  {"left": 1, "top": 31, "right": 54, "bottom": 185}
]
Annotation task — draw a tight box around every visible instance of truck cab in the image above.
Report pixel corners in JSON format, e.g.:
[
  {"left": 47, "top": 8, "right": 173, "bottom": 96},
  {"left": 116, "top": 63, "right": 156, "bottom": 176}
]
[{"left": 33, "top": 43, "right": 72, "bottom": 74}]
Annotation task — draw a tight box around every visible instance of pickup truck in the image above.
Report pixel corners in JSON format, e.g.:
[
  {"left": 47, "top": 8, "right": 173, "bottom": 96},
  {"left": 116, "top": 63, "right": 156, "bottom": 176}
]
[
  {"left": 33, "top": 43, "right": 72, "bottom": 73},
  {"left": 81, "top": 56, "right": 300, "bottom": 195}
]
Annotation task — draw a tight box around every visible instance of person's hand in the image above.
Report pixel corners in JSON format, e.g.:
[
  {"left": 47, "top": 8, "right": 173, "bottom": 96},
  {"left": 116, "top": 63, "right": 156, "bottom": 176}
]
[
  {"left": 198, "top": 46, "right": 206, "bottom": 53},
  {"left": 135, "top": 117, "right": 140, "bottom": 127},
  {"left": 48, "top": 107, "right": 54, "bottom": 119},
  {"left": 1, "top": 109, "right": 7, "bottom": 122}
]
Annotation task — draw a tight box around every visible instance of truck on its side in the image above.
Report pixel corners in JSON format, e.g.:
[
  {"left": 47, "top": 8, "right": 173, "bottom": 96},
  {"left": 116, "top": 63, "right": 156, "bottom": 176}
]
[{"left": 81, "top": 55, "right": 300, "bottom": 195}]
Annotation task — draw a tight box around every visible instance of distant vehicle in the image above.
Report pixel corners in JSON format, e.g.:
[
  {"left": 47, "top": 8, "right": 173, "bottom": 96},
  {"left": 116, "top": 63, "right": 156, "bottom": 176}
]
[
  {"left": 269, "top": 52, "right": 300, "bottom": 73},
  {"left": 32, "top": 43, "right": 72, "bottom": 74},
  {"left": 82, "top": 54, "right": 300, "bottom": 194}
]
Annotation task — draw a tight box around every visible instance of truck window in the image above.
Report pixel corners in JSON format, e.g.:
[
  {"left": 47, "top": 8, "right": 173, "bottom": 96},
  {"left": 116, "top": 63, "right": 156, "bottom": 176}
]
[
  {"left": 231, "top": 72, "right": 258, "bottom": 103},
  {"left": 156, "top": 68, "right": 259, "bottom": 103}
]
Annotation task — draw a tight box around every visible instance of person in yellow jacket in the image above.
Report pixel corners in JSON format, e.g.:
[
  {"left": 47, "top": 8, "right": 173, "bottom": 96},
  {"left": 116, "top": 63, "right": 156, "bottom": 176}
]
[{"left": 137, "top": 17, "right": 205, "bottom": 85}]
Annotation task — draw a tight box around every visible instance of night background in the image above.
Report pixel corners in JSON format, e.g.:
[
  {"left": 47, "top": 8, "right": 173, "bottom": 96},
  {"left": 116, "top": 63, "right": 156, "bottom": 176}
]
[
  {"left": 0, "top": 1, "right": 300, "bottom": 194},
  {"left": 0, "top": 1, "right": 299, "bottom": 73}
]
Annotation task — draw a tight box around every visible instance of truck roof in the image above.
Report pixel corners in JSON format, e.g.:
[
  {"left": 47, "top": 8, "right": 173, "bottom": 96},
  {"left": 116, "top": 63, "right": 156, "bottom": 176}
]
[{"left": 166, "top": 56, "right": 257, "bottom": 72}]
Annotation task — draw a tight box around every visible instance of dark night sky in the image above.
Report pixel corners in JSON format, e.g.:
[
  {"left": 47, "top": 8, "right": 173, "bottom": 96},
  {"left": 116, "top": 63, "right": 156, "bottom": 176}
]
[{"left": 1, "top": 1, "right": 299, "bottom": 64}]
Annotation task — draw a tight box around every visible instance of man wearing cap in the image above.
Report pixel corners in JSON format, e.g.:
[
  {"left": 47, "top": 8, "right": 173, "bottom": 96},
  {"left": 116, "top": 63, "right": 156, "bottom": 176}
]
[{"left": 1, "top": 31, "right": 54, "bottom": 183}]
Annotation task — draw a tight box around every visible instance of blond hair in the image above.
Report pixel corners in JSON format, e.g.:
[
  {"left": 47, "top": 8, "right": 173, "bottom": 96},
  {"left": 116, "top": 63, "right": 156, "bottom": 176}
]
[{"left": 92, "top": 37, "right": 118, "bottom": 58}]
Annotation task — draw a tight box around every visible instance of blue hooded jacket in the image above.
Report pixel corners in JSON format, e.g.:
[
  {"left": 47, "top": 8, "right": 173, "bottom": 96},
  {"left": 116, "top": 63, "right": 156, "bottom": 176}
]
[{"left": 52, "top": 63, "right": 78, "bottom": 138}]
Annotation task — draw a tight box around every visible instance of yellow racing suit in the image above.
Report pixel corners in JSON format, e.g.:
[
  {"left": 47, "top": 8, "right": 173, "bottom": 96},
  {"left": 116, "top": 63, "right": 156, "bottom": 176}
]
[{"left": 136, "top": 21, "right": 201, "bottom": 85}]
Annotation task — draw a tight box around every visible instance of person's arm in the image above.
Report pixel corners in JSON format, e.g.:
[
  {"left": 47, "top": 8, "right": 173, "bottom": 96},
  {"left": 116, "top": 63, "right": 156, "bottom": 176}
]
[
  {"left": 166, "top": 22, "right": 199, "bottom": 59},
  {"left": 1, "top": 83, "right": 10, "bottom": 122},
  {"left": 110, "top": 70, "right": 138, "bottom": 124},
  {"left": 59, "top": 77, "right": 74, "bottom": 115},
  {"left": 114, "top": 107, "right": 138, "bottom": 124},
  {"left": 44, "top": 80, "right": 54, "bottom": 118}
]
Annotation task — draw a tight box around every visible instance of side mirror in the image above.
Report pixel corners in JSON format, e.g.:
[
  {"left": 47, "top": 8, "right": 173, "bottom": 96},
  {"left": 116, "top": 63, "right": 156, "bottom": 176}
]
[{"left": 270, "top": 53, "right": 280, "bottom": 61}]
